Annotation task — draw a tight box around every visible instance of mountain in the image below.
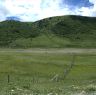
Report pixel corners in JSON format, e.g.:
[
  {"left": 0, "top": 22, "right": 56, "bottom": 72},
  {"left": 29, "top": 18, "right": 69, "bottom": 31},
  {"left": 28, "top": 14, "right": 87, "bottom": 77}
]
[
  {"left": 0, "top": 15, "right": 96, "bottom": 48},
  {"left": 6, "top": 16, "right": 21, "bottom": 21}
]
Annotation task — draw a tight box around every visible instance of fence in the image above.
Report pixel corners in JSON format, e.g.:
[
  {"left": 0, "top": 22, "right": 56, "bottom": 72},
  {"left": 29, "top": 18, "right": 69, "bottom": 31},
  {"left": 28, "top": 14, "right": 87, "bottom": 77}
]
[{"left": 0, "top": 54, "right": 96, "bottom": 95}]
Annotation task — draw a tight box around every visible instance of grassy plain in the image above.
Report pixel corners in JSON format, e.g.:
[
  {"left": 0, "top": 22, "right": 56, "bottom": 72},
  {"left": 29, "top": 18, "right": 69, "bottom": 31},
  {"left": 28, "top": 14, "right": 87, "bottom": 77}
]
[{"left": 0, "top": 48, "right": 96, "bottom": 95}]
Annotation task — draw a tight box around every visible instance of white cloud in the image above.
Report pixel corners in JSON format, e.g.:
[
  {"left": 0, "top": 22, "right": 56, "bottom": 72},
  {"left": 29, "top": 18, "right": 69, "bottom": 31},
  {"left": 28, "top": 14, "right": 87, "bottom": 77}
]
[
  {"left": 77, "top": 0, "right": 96, "bottom": 17},
  {"left": 0, "top": 5, "right": 9, "bottom": 21},
  {"left": 0, "top": 0, "right": 96, "bottom": 22},
  {"left": 3, "top": 0, "right": 69, "bottom": 21},
  {"left": 89, "top": 0, "right": 96, "bottom": 16}
]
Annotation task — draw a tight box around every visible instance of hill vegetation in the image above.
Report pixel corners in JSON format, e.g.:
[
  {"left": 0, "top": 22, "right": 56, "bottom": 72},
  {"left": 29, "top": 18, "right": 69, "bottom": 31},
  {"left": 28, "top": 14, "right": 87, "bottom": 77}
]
[{"left": 0, "top": 15, "right": 96, "bottom": 48}]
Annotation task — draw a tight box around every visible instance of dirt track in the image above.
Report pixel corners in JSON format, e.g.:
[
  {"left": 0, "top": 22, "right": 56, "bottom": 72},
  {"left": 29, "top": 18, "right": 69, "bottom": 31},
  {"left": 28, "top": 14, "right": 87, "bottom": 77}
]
[{"left": 0, "top": 48, "right": 96, "bottom": 54}]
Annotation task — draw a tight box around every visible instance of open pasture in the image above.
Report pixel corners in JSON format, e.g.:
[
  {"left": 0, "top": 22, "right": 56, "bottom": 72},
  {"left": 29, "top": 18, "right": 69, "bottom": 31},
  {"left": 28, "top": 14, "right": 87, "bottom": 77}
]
[{"left": 0, "top": 48, "right": 96, "bottom": 95}]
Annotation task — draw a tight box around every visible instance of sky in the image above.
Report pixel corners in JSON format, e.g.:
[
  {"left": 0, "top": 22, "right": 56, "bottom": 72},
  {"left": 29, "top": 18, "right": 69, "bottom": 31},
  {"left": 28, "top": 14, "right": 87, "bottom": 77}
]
[{"left": 0, "top": 0, "right": 96, "bottom": 22}]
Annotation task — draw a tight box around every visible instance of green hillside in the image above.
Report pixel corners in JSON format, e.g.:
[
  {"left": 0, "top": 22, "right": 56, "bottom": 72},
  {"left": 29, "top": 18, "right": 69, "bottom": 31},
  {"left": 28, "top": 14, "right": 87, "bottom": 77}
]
[{"left": 0, "top": 15, "right": 96, "bottom": 48}]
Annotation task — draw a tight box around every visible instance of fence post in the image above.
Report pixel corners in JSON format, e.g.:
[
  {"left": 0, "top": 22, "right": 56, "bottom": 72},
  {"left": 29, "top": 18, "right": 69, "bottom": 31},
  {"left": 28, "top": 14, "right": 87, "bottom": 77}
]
[
  {"left": 63, "top": 54, "right": 76, "bottom": 79},
  {"left": 8, "top": 75, "right": 10, "bottom": 83}
]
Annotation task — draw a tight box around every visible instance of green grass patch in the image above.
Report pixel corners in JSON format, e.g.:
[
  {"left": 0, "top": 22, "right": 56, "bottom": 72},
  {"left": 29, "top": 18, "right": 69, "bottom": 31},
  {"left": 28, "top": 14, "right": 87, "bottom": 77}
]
[{"left": 0, "top": 49, "right": 96, "bottom": 94}]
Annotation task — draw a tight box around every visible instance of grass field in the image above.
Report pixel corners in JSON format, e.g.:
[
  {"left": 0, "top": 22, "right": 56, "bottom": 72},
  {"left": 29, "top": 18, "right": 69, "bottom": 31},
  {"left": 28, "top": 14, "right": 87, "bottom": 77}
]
[{"left": 0, "top": 48, "right": 96, "bottom": 95}]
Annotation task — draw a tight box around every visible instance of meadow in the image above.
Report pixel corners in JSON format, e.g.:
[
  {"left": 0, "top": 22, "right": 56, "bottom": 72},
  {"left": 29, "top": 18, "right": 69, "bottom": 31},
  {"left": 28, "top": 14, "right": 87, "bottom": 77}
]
[
  {"left": 0, "top": 15, "right": 96, "bottom": 95},
  {"left": 0, "top": 48, "right": 96, "bottom": 95}
]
